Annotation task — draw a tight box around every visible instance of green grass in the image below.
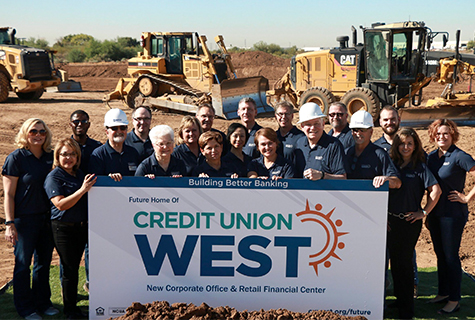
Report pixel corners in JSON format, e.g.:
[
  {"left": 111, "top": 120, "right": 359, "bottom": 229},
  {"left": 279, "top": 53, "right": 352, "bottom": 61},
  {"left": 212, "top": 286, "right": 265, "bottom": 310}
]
[
  {"left": 0, "top": 267, "right": 474, "bottom": 319},
  {"left": 0, "top": 266, "right": 88, "bottom": 320}
]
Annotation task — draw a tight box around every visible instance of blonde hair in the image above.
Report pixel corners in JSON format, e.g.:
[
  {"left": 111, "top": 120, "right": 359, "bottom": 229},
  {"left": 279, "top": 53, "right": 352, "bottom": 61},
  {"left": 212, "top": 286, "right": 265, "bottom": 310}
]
[
  {"left": 53, "top": 138, "right": 82, "bottom": 173},
  {"left": 177, "top": 116, "right": 202, "bottom": 145},
  {"left": 15, "top": 118, "right": 52, "bottom": 152}
]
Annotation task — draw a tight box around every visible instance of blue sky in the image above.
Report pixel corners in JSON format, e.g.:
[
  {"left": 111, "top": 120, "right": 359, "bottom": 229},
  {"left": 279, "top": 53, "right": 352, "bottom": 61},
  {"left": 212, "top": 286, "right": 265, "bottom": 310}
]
[{"left": 4, "top": 0, "right": 475, "bottom": 49}]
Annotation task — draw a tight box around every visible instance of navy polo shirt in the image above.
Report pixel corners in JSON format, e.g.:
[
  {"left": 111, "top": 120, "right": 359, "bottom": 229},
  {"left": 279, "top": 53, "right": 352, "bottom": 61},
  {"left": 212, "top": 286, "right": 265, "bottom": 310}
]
[
  {"left": 211, "top": 128, "right": 229, "bottom": 156},
  {"left": 72, "top": 136, "right": 102, "bottom": 174},
  {"left": 2, "top": 149, "right": 53, "bottom": 217},
  {"left": 373, "top": 135, "right": 391, "bottom": 152},
  {"left": 89, "top": 141, "right": 140, "bottom": 176},
  {"left": 293, "top": 132, "right": 346, "bottom": 178},
  {"left": 172, "top": 143, "right": 204, "bottom": 177},
  {"left": 248, "top": 154, "right": 294, "bottom": 179},
  {"left": 192, "top": 161, "right": 237, "bottom": 178},
  {"left": 276, "top": 126, "right": 305, "bottom": 161},
  {"left": 328, "top": 124, "right": 355, "bottom": 150},
  {"left": 135, "top": 153, "right": 187, "bottom": 177},
  {"left": 389, "top": 162, "right": 438, "bottom": 214},
  {"left": 345, "top": 142, "right": 399, "bottom": 180},
  {"left": 428, "top": 145, "right": 475, "bottom": 219},
  {"left": 44, "top": 167, "right": 88, "bottom": 222},
  {"left": 125, "top": 130, "right": 153, "bottom": 163},
  {"left": 222, "top": 151, "right": 252, "bottom": 178},
  {"left": 243, "top": 123, "right": 263, "bottom": 159}
]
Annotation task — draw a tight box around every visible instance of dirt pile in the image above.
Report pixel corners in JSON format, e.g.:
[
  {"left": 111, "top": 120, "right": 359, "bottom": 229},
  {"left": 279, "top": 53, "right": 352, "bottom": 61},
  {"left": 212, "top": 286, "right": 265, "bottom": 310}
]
[
  {"left": 111, "top": 301, "right": 367, "bottom": 320},
  {"left": 231, "top": 51, "right": 289, "bottom": 83},
  {"left": 60, "top": 62, "right": 128, "bottom": 78}
]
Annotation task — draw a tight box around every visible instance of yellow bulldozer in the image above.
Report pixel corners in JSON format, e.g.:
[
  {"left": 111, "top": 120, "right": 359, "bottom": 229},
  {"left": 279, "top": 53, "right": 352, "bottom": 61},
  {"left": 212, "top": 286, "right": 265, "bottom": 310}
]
[
  {"left": 267, "top": 21, "right": 475, "bottom": 126},
  {"left": 103, "top": 32, "right": 273, "bottom": 119},
  {"left": 0, "top": 27, "right": 62, "bottom": 102}
]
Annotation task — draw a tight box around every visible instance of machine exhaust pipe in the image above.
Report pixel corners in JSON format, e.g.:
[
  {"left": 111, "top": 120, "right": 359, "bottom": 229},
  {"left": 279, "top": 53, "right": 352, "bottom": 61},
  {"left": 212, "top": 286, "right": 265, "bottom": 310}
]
[{"left": 351, "top": 26, "right": 357, "bottom": 47}]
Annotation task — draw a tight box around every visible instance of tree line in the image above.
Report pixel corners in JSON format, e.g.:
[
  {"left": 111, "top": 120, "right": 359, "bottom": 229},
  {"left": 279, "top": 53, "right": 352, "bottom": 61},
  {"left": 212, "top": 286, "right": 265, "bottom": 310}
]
[{"left": 19, "top": 35, "right": 302, "bottom": 63}]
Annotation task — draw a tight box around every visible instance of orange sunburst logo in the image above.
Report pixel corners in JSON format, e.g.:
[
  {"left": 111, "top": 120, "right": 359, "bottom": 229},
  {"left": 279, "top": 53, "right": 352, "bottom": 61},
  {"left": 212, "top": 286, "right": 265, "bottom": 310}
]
[{"left": 296, "top": 199, "right": 348, "bottom": 276}]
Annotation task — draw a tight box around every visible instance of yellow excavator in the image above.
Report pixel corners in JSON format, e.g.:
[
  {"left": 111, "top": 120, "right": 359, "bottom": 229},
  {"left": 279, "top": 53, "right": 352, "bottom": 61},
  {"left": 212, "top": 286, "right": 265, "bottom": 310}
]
[
  {"left": 266, "top": 22, "right": 475, "bottom": 126},
  {"left": 103, "top": 32, "right": 272, "bottom": 119}
]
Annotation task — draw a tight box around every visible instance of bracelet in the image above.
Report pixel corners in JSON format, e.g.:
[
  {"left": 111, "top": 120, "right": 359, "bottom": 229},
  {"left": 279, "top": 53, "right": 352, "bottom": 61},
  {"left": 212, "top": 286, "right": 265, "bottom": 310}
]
[
  {"left": 5, "top": 220, "right": 15, "bottom": 225},
  {"left": 422, "top": 210, "right": 428, "bottom": 216},
  {"left": 321, "top": 171, "right": 325, "bottom": 180}
]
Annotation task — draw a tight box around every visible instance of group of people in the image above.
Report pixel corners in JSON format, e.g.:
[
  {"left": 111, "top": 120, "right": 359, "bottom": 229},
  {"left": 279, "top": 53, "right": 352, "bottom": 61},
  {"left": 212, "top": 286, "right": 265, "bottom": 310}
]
[{"left": 3, "top": 96, "right": 475, "bottom": 320}]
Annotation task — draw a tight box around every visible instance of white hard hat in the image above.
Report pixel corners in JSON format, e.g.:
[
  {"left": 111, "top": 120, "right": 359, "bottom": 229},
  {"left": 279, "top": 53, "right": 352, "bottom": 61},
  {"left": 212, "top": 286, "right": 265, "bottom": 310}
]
[
  {"left": 297, "top": 102, "right": 326, "bottom": 124},
  {"left": 104, "top": 108, "right": 129, "bottom": 127},
  {"left": 349, "top": 110, "right": 373, "bottom": 129}
]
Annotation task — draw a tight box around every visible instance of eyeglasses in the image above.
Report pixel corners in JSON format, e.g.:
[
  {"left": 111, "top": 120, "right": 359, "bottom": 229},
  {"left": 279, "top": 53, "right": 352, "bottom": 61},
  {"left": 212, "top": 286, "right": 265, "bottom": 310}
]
[
  {"left": 29, "top": 129, "right": 47, "bottom": 136},
  {"left": 329, "top": 112, "right": 345, "bottom": 118},
  {"left": 59, "top": 152, "right": 77, "bottom": 158},
  {"left": 133, "top": 117, "right": 151, "bottom": 122},
  {"left": 71, "top": 119, "right": 89, "bottom": 126},
  {"left": 276, "top": 112, "right": 292, "bottom": 118},
  {"left": 351, "top": 128, "right": 369, "bottom": 133},
  {"left": 107, "top": 126, "right": 127, "bottom": 131}
]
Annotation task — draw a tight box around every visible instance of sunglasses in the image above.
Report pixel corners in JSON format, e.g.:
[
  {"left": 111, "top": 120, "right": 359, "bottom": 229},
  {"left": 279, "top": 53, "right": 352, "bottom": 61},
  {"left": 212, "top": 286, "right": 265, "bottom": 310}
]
[
  {"left": 351, "top": 128, "right": 369, "bottom": 133},
  {"left": 59, "top": 152, "right": 77, "bottom": 158},
  {"left": 329, "top": 112, "right": 345, "bottom": 118},
  {"left": 107, "top": 126, "right": 127, "bottom": 131},
  {"left": 29, "top": 129, "right": 47, "bottom": 136},
  {"left": 71, "top": 119, "right": 89, "bottom": 126}
]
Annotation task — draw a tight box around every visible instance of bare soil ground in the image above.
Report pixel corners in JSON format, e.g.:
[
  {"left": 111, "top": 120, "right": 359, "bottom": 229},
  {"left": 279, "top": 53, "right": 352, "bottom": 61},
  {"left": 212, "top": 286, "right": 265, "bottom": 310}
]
[{"left": 1, "top": 52, "right": 474, "bottom": 301}]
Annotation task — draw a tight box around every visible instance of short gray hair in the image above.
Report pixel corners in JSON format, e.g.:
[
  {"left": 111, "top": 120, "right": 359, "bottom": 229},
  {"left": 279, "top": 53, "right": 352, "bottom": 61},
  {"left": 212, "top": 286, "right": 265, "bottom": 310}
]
[{"left": 149, "top": 125, "right": 174, "bottom": 145}]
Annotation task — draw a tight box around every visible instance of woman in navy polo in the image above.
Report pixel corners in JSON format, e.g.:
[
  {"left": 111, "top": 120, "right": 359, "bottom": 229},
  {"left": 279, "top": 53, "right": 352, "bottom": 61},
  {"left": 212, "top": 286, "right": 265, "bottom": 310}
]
[
  {"left": 2, "top": 118, "right": 58, "bottom": 320},
  {"left": 426, "top": 119, "right": 475, "bottom": 314},
  {"left": 248, "top": 128, "right": 294, "bottom": 179},
  {"left": 222, "top": 123, "right": 251, "bottom": 177},
  {"left": 193, "top": 131, "right": 238, "bottom": 177},
  {"left": 135, "top": 125, "right": 186, "bottom": 178},
  {"left": 387, "top": 128, "right": 441, "bottom": 319},
  {"left": 172, "top": 116, "right": 203, "bottom": 176},
  {"left": 44, "top": 138, "right": 96, "bottom": 319}
]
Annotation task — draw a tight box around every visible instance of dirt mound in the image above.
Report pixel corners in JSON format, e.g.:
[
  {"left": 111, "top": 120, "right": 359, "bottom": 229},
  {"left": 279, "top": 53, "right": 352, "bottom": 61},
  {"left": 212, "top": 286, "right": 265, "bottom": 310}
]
[
  {"left": 59, "top": 62, "right": 128, "bottom": 78},
  {"left": 231, "top": 51, "right": 289, "bottom": 82},
  {"left": 111, "top": 301, "right": 367, "bottom": 320}
]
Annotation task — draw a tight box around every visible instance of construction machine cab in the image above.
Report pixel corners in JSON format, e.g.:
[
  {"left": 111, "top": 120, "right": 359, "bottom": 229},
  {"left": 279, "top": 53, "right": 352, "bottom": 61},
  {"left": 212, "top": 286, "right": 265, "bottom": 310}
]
[{"left": 364, "top": 22, "right": 427, "bottom": 84}]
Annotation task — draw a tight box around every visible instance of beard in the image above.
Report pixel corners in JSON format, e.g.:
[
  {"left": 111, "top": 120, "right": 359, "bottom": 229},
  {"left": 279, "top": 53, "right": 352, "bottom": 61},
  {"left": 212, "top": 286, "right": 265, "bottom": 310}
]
[
  {"left": 382, "top": 124, "right": 398, "bottom": 136},
  {"left": 112, "top": 135, "right": 125, "bottom": 143}
]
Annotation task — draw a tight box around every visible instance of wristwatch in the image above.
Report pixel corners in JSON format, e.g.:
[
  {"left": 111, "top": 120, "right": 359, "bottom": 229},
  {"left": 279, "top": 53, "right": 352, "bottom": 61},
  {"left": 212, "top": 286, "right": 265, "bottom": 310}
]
[
  {"left": 5, "top": 220, "right": 15, "bottom": 225},
  {"left": 422, "top": 210, "right": 428, "bottom": 216}
]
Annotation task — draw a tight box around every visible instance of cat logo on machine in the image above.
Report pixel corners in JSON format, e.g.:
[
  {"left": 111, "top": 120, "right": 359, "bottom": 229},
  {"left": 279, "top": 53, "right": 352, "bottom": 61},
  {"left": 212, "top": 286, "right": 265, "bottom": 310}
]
[{"left": 340, "top": 55, "right": 356, "bottom": 66}]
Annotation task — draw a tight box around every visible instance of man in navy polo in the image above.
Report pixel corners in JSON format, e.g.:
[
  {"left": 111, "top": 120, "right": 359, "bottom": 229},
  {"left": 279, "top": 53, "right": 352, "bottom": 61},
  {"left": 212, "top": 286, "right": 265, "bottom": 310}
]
[
  {"left": 345, "top": 110, "right": 400, "bottom": 188},
  {"left": 89, "top": 108, "right": 140, "bottom": 181},
  {"left": 196, "top": 103, "right": 228, "bottom": 155},
  {"left": 274, "top": 101, "right": 304, "bottom": 161},
  {"left": 374, "top": 105, "right": 400, "bottom": 152},
  {"left": 69, "top": 110, "right": 102, "bottom": 174},
  {"left": 125, "top": 106, "right": 153, "bottom": 162},
  {"left": 293, "top": 102, "right": 346, "bottom": 180},
  {"left": 238, "top": 97, "right": 262, "bottom": 159},
  {"left": 327, "top": 102, "right": 354, "bottom": 150}
]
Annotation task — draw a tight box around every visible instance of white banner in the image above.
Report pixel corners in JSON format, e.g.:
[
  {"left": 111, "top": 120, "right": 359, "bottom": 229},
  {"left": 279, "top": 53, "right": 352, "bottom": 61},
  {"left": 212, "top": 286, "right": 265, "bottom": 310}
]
[{"left": 89, "top": 177, "right": 388, "bottom": 320}]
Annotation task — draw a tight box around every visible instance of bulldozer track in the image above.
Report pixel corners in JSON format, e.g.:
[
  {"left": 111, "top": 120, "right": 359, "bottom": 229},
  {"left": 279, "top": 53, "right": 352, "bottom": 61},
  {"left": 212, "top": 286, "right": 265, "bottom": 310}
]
[{"left": 140, "top": 74, "right": 206, "bottom": 98}]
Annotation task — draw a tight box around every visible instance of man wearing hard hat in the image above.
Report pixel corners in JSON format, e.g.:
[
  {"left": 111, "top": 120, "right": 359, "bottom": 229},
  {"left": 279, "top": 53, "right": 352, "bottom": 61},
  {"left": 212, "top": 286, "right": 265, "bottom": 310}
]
[
  {"left": 89, "top": 108, "right": 141, "bottom": 181},
  {"left": 293, "top": 102, "right": 346, "bottom": 180},
  {"left": 345, "top": 110, "right": 401, "bottom": 189}
]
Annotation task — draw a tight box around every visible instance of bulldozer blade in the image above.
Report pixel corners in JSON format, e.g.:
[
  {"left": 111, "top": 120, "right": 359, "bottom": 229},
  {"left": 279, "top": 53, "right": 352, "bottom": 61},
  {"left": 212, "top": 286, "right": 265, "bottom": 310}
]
[
  {"left": 57, "top": 80, "right": 82, "bottom": 92},
  {"left": 400, "top": 105, "right": 475, "bottom": 127},
  {"left": 211, "top": 76, "right": 274, "bottom": 119}
]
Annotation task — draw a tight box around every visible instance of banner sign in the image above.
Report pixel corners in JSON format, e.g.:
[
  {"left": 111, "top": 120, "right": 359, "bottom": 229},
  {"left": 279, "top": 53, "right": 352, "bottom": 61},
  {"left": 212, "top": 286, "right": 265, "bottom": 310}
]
[{"left": 89, "top": 177, "right": 388, "bottom": 320}]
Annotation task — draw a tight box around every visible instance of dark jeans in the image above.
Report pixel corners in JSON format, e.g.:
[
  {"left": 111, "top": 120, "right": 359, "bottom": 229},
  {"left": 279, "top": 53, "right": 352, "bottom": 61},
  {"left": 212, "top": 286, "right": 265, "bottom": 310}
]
[
  {"left": 428, "top": 215, "right": 466, "bottom": 302},
  {"left": 387, "top": 216, "right": 422, "bottom": 319},
  {"left": 13, "top": 214, "right": 54, "bottom": 317},
  {"left": 52, "top": 220, "right": 88, "bottom": 315},
  {"left": 60, "top": 242, "right": 89, "bottom": 284}
]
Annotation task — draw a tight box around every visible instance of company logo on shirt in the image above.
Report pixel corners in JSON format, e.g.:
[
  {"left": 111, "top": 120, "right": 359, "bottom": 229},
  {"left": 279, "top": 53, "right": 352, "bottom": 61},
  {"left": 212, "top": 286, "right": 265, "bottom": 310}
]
[
  {"left": 443, "top": 162, "right": 450, "bottom": 166},
  {"left": 361, "top": 164, "right": 371, "bottom": 169},
  {"left": 285, "top": 144, "right": 293, "bottom": 149},
  {"left": 314, "top": 156, "right": 323, "bottom": 160}
]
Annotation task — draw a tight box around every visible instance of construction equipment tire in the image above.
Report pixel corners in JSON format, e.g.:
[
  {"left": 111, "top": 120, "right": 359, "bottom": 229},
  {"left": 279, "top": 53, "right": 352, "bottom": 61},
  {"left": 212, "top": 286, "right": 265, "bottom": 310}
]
[
  {"left": 138, "top": 77, "right": 158, "bottom": 97},
  {"left": 341, "top": 87, "right": 381, "bottom": 121},
  {"left": 0, "top": 73, "right": 9, "bottom": 103},
  {"left": 299, "top": 87, "right": 336, "bottom": 115},
  {"left": 16, "top": 89, "right": 44, "bottom": 100}
]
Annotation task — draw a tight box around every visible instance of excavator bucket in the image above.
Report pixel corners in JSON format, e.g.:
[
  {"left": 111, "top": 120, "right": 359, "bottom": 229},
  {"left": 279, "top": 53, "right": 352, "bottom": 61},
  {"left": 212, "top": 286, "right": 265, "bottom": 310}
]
[
  {"left": 211, "top": 76, "right": 274, "bottom": 119},
  {"left": 399, "top": 104, "right": 475, "bottom": 127}
]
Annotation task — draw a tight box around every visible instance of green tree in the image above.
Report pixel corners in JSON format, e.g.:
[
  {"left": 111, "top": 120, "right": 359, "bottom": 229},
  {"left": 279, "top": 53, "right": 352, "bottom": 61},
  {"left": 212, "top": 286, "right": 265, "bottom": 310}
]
[
  {"left": 467, "top": 40, "right": 475, "bottom": 50},
  {"left": 21, "top": 37, "right": 49, "bottom": 49},
  {"left": 67, "top": 49, "right": 86, "bottom": 62},
  {"left": 55, "top": 34, "right": 94, "bottom": 47}
]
